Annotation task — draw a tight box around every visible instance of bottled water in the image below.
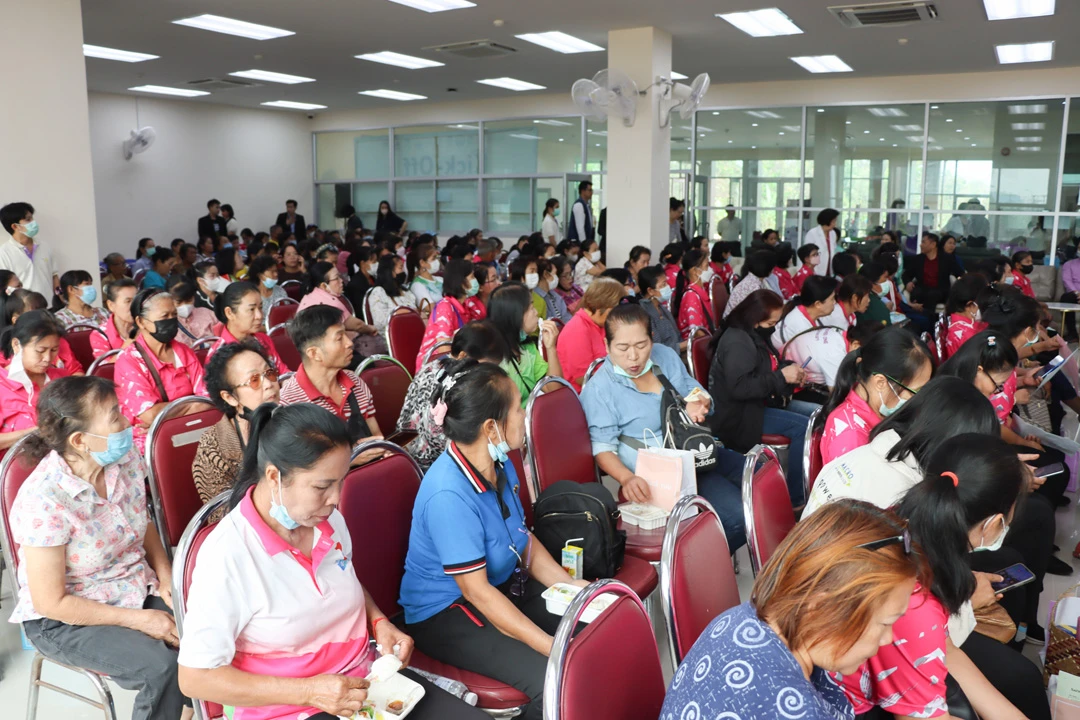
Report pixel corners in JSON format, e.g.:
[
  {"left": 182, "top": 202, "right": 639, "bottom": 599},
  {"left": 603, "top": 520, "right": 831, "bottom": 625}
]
[{"left": 409, "top": 668, "right": 479, "bottom": 706}]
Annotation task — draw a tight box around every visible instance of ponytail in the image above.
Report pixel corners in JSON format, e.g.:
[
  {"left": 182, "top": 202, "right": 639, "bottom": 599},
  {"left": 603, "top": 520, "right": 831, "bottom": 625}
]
[{"left": 672, "top": 249, "right": 705, "bottom": 322}]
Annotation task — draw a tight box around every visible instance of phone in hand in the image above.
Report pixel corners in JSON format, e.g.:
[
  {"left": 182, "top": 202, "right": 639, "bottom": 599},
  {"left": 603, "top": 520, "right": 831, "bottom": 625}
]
[
  {"left": 991, "top": 563, "right": 1036, "bottom": 594},
  {"left": 1035, "top": 462, "right": 1065, "bottom": 478}
]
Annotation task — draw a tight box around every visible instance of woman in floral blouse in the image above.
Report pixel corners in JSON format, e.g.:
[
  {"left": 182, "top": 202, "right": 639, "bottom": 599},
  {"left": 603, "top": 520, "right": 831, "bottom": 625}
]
[
  {"left": 52, "top": 270, "right": 109, "bottom": 330},
  {"left": 9, "top": 375, "right": 189, "bottom": 720}
]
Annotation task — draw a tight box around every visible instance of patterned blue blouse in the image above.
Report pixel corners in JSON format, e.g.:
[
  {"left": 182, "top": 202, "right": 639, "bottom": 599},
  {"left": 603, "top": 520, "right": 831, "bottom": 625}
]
[{"left": 660, "top": 602, "right": 854, "bottom": 720}]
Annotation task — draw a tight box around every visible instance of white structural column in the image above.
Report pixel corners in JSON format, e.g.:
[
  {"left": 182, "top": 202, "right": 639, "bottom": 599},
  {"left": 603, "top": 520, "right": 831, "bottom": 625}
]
[
  {"left": 605, "top": 27, "right": 673, "bottom": 264},
  {"left": 0, "top": 0, "right": 101, "bottom": 289}
]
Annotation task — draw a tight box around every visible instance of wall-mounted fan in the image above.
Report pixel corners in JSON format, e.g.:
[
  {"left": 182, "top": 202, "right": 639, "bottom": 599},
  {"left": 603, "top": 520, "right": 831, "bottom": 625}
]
[
  {"left": 571, "top": 68, "right": 639, "bottom": 128},
  {"left": 122, "top": 126, "right": 157, "bottom": 161},
  {"left": 659, "top": 73, "right": 711, "bottom": 128}
]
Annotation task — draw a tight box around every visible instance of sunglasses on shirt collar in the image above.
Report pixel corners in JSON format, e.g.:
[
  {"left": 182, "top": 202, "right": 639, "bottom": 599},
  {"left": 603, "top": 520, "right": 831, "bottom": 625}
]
[{"left": 857, "top": 528, "right": 913, "bottom": 555}]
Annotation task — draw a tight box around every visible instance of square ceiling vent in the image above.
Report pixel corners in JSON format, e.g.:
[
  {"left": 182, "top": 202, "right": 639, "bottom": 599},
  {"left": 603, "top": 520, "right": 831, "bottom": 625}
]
[
  {"left": 425, "top": 40, "right": 517, "bottom": 59},
  {"left": 830, "top": 1, "right": 939, "bottom": 27}
]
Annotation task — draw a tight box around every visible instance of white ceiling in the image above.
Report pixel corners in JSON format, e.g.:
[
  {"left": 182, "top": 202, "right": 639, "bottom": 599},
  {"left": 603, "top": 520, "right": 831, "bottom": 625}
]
[{"left": 81, "top": 0, "right": 1080, "bottom": 113}]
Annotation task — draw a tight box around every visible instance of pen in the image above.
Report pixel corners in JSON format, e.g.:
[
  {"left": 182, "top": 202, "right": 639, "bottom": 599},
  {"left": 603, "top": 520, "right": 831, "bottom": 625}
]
[{"left": 801, "top": 356, "right": 813, "bottom": 368}]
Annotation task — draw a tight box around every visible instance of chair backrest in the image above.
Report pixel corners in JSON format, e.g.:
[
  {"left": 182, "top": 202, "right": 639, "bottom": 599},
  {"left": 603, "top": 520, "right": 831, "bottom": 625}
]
[
  {"left": 687, "top": 328, "right": 714, "bottom": 388},
  {"left": 802, "top": 405, "right": 824, "bottom": 502},
  {"left": 709, "top": 276, "right": 730, "bottom": 321},
  {"left": 583, "top": 357, "right": 605, "bottom": 386},
  {"left": 145, "top": 397, "right": 223, "bottom": 553},
  {"left": 173, "top": 491, "right": 231, "bottom": 720},
  {"left": 356, "top": 355, "right": 413, "bottom": 433},
  {"left": 659, "top": 495, "right": 740, "bottom": 667},
  {"left": 88, "top": 349, "right": 123, "bottom": 380},
  {"left": 0, "top": 433, "right": 42, "bottom": 588},
  {"left": 281, "top": 279, "right": 304, "bottom": 302},
  {"left": 507, "top": 448, "right": 534, "bottom": 528},
  {"left": 934, "top": 313, "right": 950, "bottom": 361},
  {"left": 266, "top": 300, "right": 299, "bottom": 333},
  {"left": 191, "top": 336, "right": 221, "bottom": 368},
  {"left": 544, "top": 580, "right": 666, "bottom": 720},
  {"left": 524, "top": 377, "right": 597, "bottom": 498},
  {"left": 341, "top": 294, "right": 356, "bottom": 317},
  {"left": 338, "top": 441, "right": 422, "bottom": 617},
  {"left": 386, "top": 309, "right": 426, "bottom": 371},
  {"left": 741, "top": 444, "right": 796, "bottom": 575},
  {"left": 133, "top": 267, "right": 147, "bottom": 287},
  {"left": 65, "top": 323, "right": 106, "bottom": 371},
  {"left": 268, "top": 323, "right": 301, "bottom": 372},
  {"left": 419, "top": 338, "right": 454, "bottom": 368},
  {"left": 920, "top": 331, "right": 940, "bottom": 366},
  {"left": 362, "top": 287, "right": 377, "bottom": 325}
]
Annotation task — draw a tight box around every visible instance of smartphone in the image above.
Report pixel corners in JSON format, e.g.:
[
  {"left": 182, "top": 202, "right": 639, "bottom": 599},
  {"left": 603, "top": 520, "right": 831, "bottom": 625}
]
[
  {"left": 1035, "top": 462, "right": 1065, "bottom": 478},
  {"left": 1039, "top": 356, "right": 1064, "bottom": 377},
  {"left": 991, "top": 563, "right": 1036, "bottom": 594}
]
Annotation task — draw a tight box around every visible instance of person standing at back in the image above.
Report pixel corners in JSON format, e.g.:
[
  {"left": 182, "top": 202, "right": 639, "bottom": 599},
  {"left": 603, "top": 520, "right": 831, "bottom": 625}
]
[
  {"left": 804, "top": 208, "right": 839, "bottom": 277},
  {"left": 198, "top": 199, "right": 226, "bottom": 242},
  {"left": 565, "top": 181, "right": 595, "bottom": 247},
  {"left": 275, "top": 200, "right": 307, "bottom": 241},
  {"left": 0, "top": 202, "right": 58, "bottom": 297}
]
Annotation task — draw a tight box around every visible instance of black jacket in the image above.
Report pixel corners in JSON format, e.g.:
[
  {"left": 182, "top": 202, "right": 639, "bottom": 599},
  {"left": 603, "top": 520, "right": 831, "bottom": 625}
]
[
  {"left": 901, "top": 251, "right": 963, "bottom": 300},
  {"left": 276, "top": 213, "right": 307, "bottom": 239},
  {"left": 198, "top": 214, "right": 227, "bottom": 241},
  {"left": 708, "top": 327, "right": 792, "bottom": 453}
]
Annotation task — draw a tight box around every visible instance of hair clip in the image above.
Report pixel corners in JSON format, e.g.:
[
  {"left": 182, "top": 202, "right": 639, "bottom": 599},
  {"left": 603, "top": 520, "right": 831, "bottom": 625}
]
[
  {"left": 986, "top": 336, "right": 996, "bottom": 347},
  {"left": 941, "top": 471, "right": 959, "bottom": 487},
  {"left": 431, "top": 399, "right": 448, "bottom": 427}
]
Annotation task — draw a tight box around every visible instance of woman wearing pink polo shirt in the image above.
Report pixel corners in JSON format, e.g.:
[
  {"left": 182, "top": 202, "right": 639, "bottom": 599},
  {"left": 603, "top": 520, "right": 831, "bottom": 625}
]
[
  {"left": 816, "top": 325, "right": 933, "bottom": 466},
  {"left": 671, "top": 249, "right": 715, "bottom": 341},
  {"left": 207, "top": 282, "right": 286, "bottom": 373},
  {"left": 0, "top": 311, "right": 68, "bottom": 455},
  {"left": 90, "top": 279, "right": 137, "bottom": 355},
  {"left": 555, "top": 277, "right": 624, "bottom": 391}
]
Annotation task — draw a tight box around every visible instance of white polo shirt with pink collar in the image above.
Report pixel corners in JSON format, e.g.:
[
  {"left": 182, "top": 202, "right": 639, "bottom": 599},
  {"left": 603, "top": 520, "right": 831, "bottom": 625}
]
[{"left": 177, "top": 489, "right": 374, "bottom": 720}]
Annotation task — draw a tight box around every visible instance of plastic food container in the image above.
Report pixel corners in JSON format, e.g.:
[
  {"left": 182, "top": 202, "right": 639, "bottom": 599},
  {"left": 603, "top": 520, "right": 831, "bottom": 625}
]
[
  {"left": 344, "top": 671, "right": 426, "bottom": 720},
  {"left": 542, "top": 583, "right": 618, "bottom": 624},
  {"left": 619, "top": 503, "right": 669, "bottom": 530}
]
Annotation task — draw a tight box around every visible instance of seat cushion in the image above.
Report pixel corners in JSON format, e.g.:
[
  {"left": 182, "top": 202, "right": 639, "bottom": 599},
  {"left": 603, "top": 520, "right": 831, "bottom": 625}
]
[
  {"left": 410, "top": 650, "right": 530, "bottom": 709},
  {"left": 761, "top": 433, "right": 791, "bottom": 446},
  {"left": 615, "top": 555, "right": 658, "bottom": 598}
]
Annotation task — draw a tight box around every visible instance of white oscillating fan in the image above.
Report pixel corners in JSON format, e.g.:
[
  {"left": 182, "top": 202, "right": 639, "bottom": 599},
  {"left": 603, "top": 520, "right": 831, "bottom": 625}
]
[
  {"left": 570, "top": 68, "right": 639, "bottom": 127},
  {"left": 659, "top": 73, "right": 711, "bottom": 128},
  {"left": 122, "top": 126, "right": 157, "bottom": 161}
]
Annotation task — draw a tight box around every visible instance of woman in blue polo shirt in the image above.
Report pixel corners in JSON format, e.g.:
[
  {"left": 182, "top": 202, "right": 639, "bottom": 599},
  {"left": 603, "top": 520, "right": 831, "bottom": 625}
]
[{"left": 400, "top": 362, "right": 586, "bottom": 720}]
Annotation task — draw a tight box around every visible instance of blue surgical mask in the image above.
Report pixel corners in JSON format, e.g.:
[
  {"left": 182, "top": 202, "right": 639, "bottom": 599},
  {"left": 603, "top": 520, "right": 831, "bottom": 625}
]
[
  {"left": 223, "top": 242, "right": 233, "bottom": 250},
  {"left": 146, "top": 246, "right": 156, "bottom": 257},
  {"left": 519, "top": 330, "right": 528, "bottom": 342},
  {"left": 487, "top": 424, "right": 511, "bottom": 464},
  {"left": 626, "top": 288, "right": 637, "bottom": 297},
  {"left": 20, "top": 221, "right": 39, "bottom": 239},
  {"left": 85, "top": 427, "right": 133, "bottom": 467},
  {"left": 877, "top": 383, "right": 907, "bottom": 417},
  {"left": 659, "top": 286, "right": 673, "bottom": 302},
  {"left": 1022, "top": 329, "right": 1039, "bottom": 348},
  {"left": 269, "top": 479, "right": 300, "bottom": 530},
  {"left": 613, "top": 358, "right": 654, "bottom": 380},
  {"left": 262, "top": 278, "right": 279, "bottom": 290},
  {"left": 554, "top": 208, "right": 561, "bottom": 217},
  {"left": 466, "top": 277, "right": 480, "bottom": 297},
  {"left": 80, "top": 285, "right": 97, "bottom": 304}
]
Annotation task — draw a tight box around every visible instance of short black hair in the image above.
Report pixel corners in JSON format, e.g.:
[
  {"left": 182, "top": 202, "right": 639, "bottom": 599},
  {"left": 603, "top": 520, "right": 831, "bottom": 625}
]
[
  {"left": 249, "top": 254, "right": 278, "bottom": 282},
  {"left": 0, "top": 202, "right": 34, "bottom": 236},
  {"left": 205, "top": 339, "right": 271, "bottom": 417},
  {"left": 817, "top": 208, "right": 839, "bottom": 226},
  {"left": 166, "top": 274, "right": 197, "bottom": 303},
  {"left": 832, "top": 252, "right": 857, "bottom": 279},
  {"left": 207, "top": 198, "right": 220, "bottom": 209},
  {"left": 797, "top": 243, "right": 819, "bottom": 263},
  {"left": 286, "top": 199, "right": 298, "bottom": 207},
  {"left": 288, "top": 304, "right": 343, "bottom": 354},
  {"left": 578, "top": 180, "right": 593, "bottom": 194}
]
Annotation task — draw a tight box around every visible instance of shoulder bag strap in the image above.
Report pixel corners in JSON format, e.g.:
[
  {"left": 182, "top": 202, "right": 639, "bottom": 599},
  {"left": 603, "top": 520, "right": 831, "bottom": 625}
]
[{"left": 133, "top": 339, "right": 169, "bottom": 403}]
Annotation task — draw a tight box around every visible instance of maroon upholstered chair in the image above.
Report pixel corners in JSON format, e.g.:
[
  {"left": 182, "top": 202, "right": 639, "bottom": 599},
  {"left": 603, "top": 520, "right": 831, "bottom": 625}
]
[
  {"left": 65, "top": 323, "right": 106, "bottom": 372},
  {"left": 508, "top": 449, "right": 535, "bottom": 528},
  {"left": 709, "top": 275, "right": 730, "bottom": 322},
  {"left": 145, "top": 396, "right": 222, "bottom": 555},
  {"left": 339, "top": 441, "right": 530, "bottom": 715},
  {"left": 265, "top": 299, "right": 299, "bottom": 333},
  {"left": 268, "top": 324, "right": 301, "bottom": 372},
  {"left": 386, "top": 309, "right": 426, "bottom": 372},
  {"left": 281, "top": 279, "right": 304, "bottom": 302},
  {"left": 659, "top": 495, "right": 741, "bottom": 666},
  {"left": 687, "top": 328, "right": 713, "bottom": 388},
  {"left": 174, "top": 491, "right": 231, "bottom": 720},
  {"left": 544, "top": 580, "right": 666, "bottom": 720},
  {"left": 802, "top": 406, "right": 825, "bottom": 502},
  {"left": 742, "top": 444, "right": 796, "bottom": 575},
  {"left": 88, "top": 349, "right": 122, "bottom": 381}
]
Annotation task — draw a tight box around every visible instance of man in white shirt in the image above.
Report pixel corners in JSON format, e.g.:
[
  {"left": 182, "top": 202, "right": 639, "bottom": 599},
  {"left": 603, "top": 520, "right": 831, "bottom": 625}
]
[
  {"left": 0, "top": 202, "right": 58, "bottom": 296},
  {"left": 716, "top": 205, "right": 743, "bottom": 243},
  {"left": 567, "top": 181, "right": 595, "bottom": 246}
]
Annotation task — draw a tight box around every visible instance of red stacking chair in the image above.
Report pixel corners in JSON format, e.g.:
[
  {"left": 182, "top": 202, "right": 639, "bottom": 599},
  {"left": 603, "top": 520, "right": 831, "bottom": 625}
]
[
  {"left": 921, "top": 331, "right": 940, "bottom": 366},
  {"left": 355, "top": 355, "right": 413, "bottom": 442},
  {"left": 362, "top": 288, "right": 377, "bottom": 325},
  {"left": 544, "top": 580, "right": 666, "bottom": 720},
  {"left": 583, "top": 357, "right": 606, "bottom": 387},
  {"left": 65, "top": 323, "right": 106, "bottom": 372},
  {"left": 933, "top": 313, "right": 950, "bottom": 362},
  {"left": 191, "top": 336, "right": 221, "bottom": 368},
  {"left": 1, "top": 434, "right": 119, "bottom": 720},
  {"left": 802, "top": 406, "right": 825, "bottom": 502},
  {"left": 280, "top": 280, "right": 304, "bottom": 302},
  {"left": 265, "top": 299, "right": 299, "bottom": 333},
  {"left": 659, "top": 495, "right": 741, "bottom": 666},
  {"left": 386, "top": 309, "right": 426, "bottom": 371},
  {"left": 709, "top": 276, "right": 730, "bottom": 322},
  {"left": 173, "top": 491, "right": 231, "bottom": 720},
  {"left": 742, "top": 444, "right": 795, "bottom": 575},
  {"left": 524, "top": 378, "right": 664, "bottom": 569},
  {"left": 145, "top": 396, "right": 223, "bottom": 557},
  {"left": 88, "top": 349, "right": 122, "bottom": 381},
  {"left": 338, "top": 441, "right": 530, "bottom": 716},
  {"left": 268, "top": 324, "right": 301, "bottom": 372},
  {"left": 418, "top": 339, "right": 454, "bottom": 369},
  {"left": 687, "top": 328, "right": 714, "bottom": 388},
  {"left": 508, "top": 449, "right": 535, "bottom": 528},
  {"left": 133, "top": 267, "right": 147, "bottom": 288}
]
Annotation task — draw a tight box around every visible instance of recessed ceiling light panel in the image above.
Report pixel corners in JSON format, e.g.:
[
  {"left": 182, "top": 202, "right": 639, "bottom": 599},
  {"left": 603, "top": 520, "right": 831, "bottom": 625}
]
[
  {"left": 355, "top": 51, "right": 444, "bottom": 69},
  {"left": 868, "top": 108, "right": 907, "bottom": 117},
  {"left": 983, "top": 0, "right": 1055, "bottom": 21},
  {"left": 533, "top": 119, "right": 574, "bottom": 126},
  {"left": 262, "top": 100, "right": 327, "bottom": 110},
  {"left": 172, "top": 14, "right": 294, "bottom": 40},
  {"left": 790, "top": 55, "right": 853, "bottom": 73},
  {"left": 717, "top": 7, "right": 803, "bottom": 37},
  {"left": 891, "top": 124, "right": 923, "bottom": 131},
  {"left": 230, "top": 69, "right": 314, "bottom": 84},
  {"left": 1012, "top": 122, "right": 1046, "bottom": 130},
  {"left": 83, "top": 44, "right": 158, "bottom": 62},
  {"left": 746, "top": 110, "right": 782, "bottom": 119},
  {"left": 129, "top": 85, "right": 209, "bottom": 97},
  {"left": 1014, "top": 136, "right": 1043, "bottom": 141},
  {"left": 360, "top": 89, "right": 427, "bottom": 101},
  {"left": 477, "top": 77, "right": 546, "bottom": 91},
  {"left": 385, "top": 0, "right": 476, "bottom": 12},
  {"left": 515, "top": 31, "right": 604, "bottom": 54},
  {"left": 1007, "top": 104, "right": 1048, "bottom": 114},
  {"left": 996, "top": 41, "right": 1054, "bottom": 64}
]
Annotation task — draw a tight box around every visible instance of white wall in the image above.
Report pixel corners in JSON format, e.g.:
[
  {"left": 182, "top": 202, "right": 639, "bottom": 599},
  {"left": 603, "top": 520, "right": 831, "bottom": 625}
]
[{"left": 88, "top": 92, "right": 315, "bottom": 257}]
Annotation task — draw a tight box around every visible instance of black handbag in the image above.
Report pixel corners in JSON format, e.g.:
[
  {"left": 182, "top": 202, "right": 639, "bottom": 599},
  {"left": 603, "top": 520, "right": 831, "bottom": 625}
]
[{"left": 532, "top": 480, "right": 626, "bottom": 581}]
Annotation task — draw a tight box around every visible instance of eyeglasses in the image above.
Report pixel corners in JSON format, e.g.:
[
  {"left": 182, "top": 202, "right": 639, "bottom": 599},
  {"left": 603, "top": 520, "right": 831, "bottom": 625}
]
[
  {"left": 857, "top": 529, "right": 912, "bottom": 555},
  {"left": 231, "top": 368, "right": 279, "bottom": 392},
  {"left": 981, "top": 368, "right": 1007, "bottom": 395},
  {"left": 882, "top": 373, "right": 919, "bottom": 397}
]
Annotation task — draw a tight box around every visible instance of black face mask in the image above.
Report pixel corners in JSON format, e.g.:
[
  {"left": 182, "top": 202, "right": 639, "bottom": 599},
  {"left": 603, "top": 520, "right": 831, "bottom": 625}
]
[
  {"left": 1020, "top": 265, "right": 1034, "bottom": 275},
  {"left": 147, "top": 318, "right": 179, "bottom": 344},
  {"left": 396, "top": 272, "right": 408, "bottom": 285},
  {"left": 755, "top": 325, "right": 776, "bottom": 340}
]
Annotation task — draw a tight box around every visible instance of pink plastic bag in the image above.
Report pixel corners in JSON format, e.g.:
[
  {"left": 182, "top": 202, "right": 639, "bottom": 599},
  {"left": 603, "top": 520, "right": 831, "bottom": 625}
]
[{"left": 634, "top": 446, "right": 697, "bottom": 513}]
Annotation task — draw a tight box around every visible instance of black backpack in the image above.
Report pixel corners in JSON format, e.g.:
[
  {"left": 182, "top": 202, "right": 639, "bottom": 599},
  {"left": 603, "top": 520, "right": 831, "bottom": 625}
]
[{"left": 532, "top": 480, "right": 626, "bottom": 581}]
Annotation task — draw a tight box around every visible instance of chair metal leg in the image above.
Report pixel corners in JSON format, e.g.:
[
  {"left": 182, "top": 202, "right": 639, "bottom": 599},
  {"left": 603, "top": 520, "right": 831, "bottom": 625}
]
[
  {"left": 25, "top": 652, "right": 43, "bottom": 720},
  {"left": 26, "top": 653, "right": 116, "bottom": 720}
]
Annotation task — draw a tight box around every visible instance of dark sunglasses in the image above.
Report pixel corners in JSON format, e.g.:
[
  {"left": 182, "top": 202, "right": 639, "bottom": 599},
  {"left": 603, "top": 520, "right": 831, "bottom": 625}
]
[
  {"left": 232, "top": 368, "right": 279, "bottom": 392},
  {"left": 857, "top": 529, "right": 912, "bottom": 555}
]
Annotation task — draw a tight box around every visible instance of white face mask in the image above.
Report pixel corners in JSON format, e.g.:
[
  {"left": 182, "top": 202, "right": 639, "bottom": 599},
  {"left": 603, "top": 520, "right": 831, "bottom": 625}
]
[
  {"left": 877, "top": 279, "right": 893, "bottom": 298},
  {"left": 973, "top": 516, "right": 1009, "bottom": 553},
  {"left": 176, "top": 303, "right": 193, "bottom": 319},
  {"left": 590, "top": 250, "right": 601, "bottom": 262},
  {"left": 427, "top": 258, "right": 441, "bottom": 274},
  {"left": 699, "top": 267, "right": 714, "bottom": 284},
  {"left": 525, "top": 272, "right": 540, "bottom": 290}
]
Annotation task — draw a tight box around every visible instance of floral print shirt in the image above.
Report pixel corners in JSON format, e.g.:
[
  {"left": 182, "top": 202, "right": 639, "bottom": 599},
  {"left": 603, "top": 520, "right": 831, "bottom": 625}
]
[
  {"left": 395, "top": 360, "right": 449, "bottom": 470},
  {"left": 416, "top": 297, "right": 467, "bottom": 373},
  {"left": 55, "top": 306, "right": 110, "bottom": 331}
]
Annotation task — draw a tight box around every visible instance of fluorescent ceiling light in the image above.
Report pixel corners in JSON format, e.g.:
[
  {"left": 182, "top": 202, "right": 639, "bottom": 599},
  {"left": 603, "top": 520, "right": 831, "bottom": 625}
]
[
  {"left": 533, "top": 119, "right": 574, "bottom": 126},
  {"left": 83, "top": 44, "right": 158, "bottom": 62},
  {"left": 717, "top": 8, "right": 803, "bottom": 37},
  {"left": 906, "top": 135, "right": 933, "bottom": 142},
  {"left": 1012, "top": 122, "right": 1045, "bottom": 130},
  {"left": 129, "top": 85, "right": 209, "bottom": 97},
  {"left": 477, "top": 77, "right": 546, "bottom": 91},
  {"left": 515, "top": 31, "right": 603, "bottom": 54},
  {"left": 983, "top": 0, "right": 1055, "bottom": 21},
  {"left": 448, "top": 124, "right": 479, "bottom": 129},
  {"left": 746, "top": 110, "right": 782, "bottom": 119},
  {"left": 680, "top": 125, "right": 713, "bottom": 132},
  {"left": 172, "top": 14, "right": 294, "bottom": 40},
  {"left": 360, "top": 89, "right": 427, "bottom": 101},
  {"left": 589, "top": 130, "right": 608, "bottom": 137},
  {"left": 355, "top": 51, "right": 444, "bottom": 69},
  {"left": 868, "top": 108, "right": 907, "bottom": 117},
  {"left": 385, "top": 0, "right": 476, "bottom": 12},
  {"left": 1015, "top": 135, "right": 1043, "bottom": 141},
  {"left": 891, "top": 124, "right": 923, "bottom": 131},
  {"left": 1016, "top": 146, "right": 1042, "bottom": 151},
  {"left": 670, "top": 72, "right": 688, "bottom": 80},
  {"left": 1008, "top": 103, "right": 1047, "bottom": 114},
  {"left": 996, "top": 41, "right": 1054, "bottom": 64},
  {"left": 790, "top": 55, "right": 852, "bottom": 73},
  {"left": 509, "top": 133, "right": 540, "bottom": 141},
  {"left": 261, "top": 100, "right": 327, "bottom": 110},
  {"left": 230, "top": 69, "right": 314, "bottom": 84},
  {"left": 781, "top": 125, "right": 801, "bottom": 132}
]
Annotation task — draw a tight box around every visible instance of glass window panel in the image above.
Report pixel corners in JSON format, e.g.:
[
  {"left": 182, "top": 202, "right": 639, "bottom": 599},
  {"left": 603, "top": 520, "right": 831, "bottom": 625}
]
[
  {"left": 487, "top": 179, "right": 532, "bottom": 234},
  {"left": 927, "top": 100, "right": 1064, "bottom": 212},
  {"left": 316, "top": 184, "right": 344, "bottom": 229},
  {"left": 315, "top": 130, "right": 389, "bottom": 181},
  {"left": 437, "top": 181, "right": 479, "bottom": 234},
  {"left": 1061, "top": 99, "right": 1080, "bottom": 212},
  {"left": 671, "top": 122, "right": 692, "bottom": 172},
  {"left": 586, "top": 120, "right": 606, "bottom": 172},
  {"left": 352, "top": 183, "right": 390, "bottom": 227},
  {"left": 533, "top": 178, "right": 566, "bottom": 231},
  {"left": 395, "top": 181, "right": 435, "bottom": 233},
  {"left": 918, "top": 212, "right": 1047, "bottom": 258},
  {"left": 394, "top": 125, "right": 479, "bottom": 178},
  {"left": 484, "top": 118, "right": 582, "bottom": 174},
  {"left": 805, "top": 104, "right": 924, "bottom": 212}
]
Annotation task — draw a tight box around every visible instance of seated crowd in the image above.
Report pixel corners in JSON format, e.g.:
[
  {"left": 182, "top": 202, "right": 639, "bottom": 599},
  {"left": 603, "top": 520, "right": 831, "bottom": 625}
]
[{"left": 1, "top": 194, "right": 1077, "bottom": 720}]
